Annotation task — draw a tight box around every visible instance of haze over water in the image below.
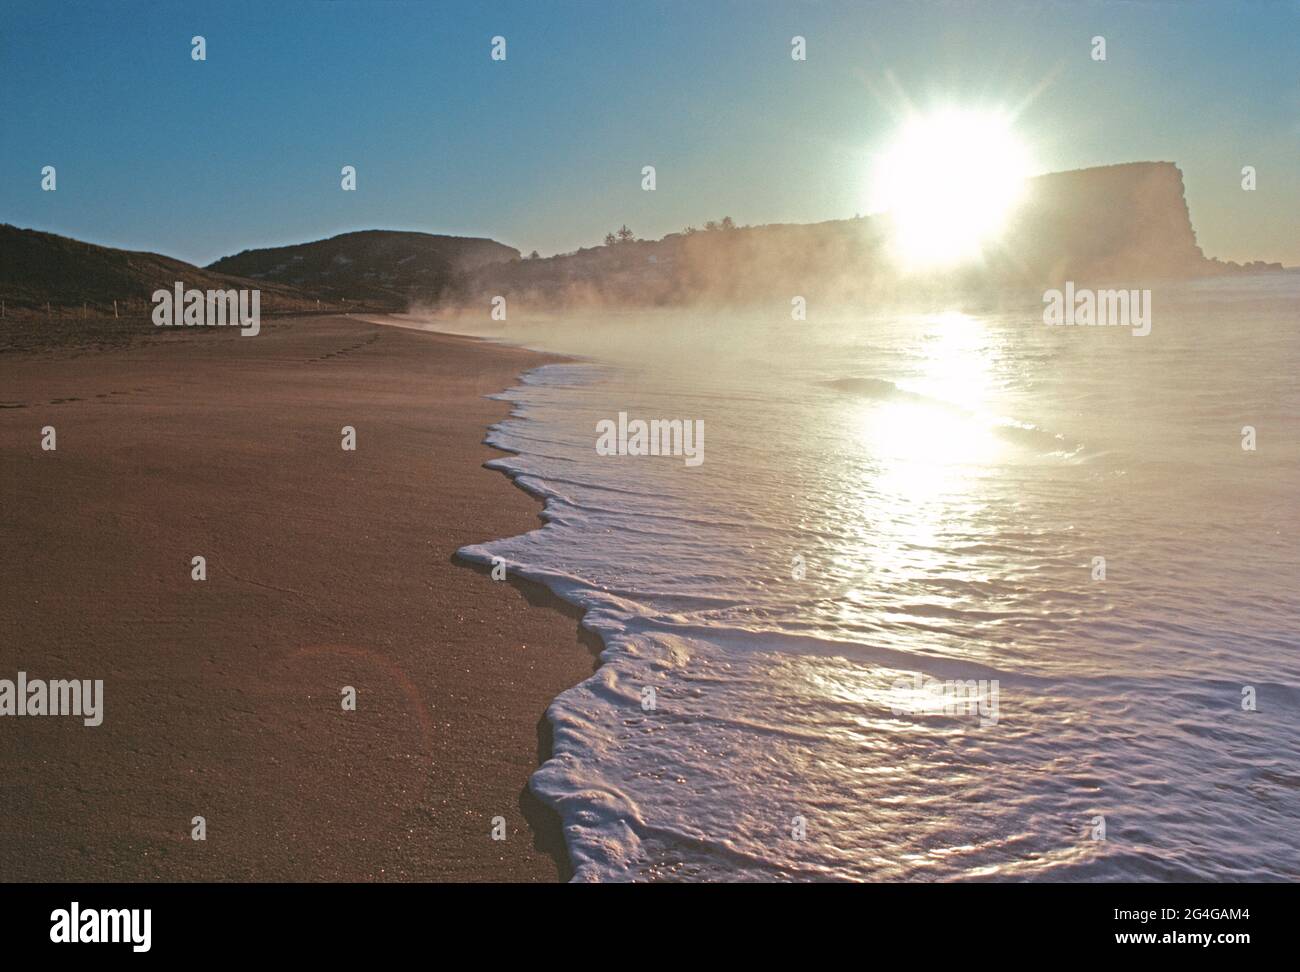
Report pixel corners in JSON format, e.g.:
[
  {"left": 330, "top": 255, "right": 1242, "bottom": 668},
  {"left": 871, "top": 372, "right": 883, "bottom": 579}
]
[{"left": 434, "top": 275, "right": 1299, "bottom": 880}]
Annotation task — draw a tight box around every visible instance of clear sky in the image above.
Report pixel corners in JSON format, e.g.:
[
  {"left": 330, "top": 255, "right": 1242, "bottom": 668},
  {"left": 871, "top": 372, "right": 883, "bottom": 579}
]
[{"left": 2, "top": 0, "right": 1296, "bottom": 266}]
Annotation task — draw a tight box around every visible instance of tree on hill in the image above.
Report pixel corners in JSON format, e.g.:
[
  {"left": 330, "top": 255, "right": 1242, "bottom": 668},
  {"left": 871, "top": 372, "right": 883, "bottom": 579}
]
[
  {"left": 604, "top": 232, "right": 617, "bottom": 246},
  {"left": 720, "top": 216, "right": 735, "bottom": 231},
  {"left": 616, "top": 224, "right": 634, "bottom": 244}
]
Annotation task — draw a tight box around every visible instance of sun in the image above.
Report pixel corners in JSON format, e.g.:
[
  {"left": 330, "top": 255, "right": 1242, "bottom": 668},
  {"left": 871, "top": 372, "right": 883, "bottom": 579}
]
[{"left": 869, "top": 108, "right": 1033, "bottom": 269}]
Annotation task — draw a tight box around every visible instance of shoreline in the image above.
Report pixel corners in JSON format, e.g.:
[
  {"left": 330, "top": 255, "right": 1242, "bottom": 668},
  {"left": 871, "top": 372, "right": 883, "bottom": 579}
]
[{"left": 0, "top": 314, "right": 598, "bottom": 881}]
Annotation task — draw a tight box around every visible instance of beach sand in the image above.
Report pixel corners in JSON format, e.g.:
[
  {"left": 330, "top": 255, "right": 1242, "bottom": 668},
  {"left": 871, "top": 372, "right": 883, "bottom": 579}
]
[{"left": 0, "top": 314, "right": 595, "bottom": 881}]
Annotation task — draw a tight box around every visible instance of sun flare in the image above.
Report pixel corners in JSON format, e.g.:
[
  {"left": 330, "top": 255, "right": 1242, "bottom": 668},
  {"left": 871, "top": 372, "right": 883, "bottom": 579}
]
[{"left": 870, "top": 109, "right": 1033, "bottom": 269}]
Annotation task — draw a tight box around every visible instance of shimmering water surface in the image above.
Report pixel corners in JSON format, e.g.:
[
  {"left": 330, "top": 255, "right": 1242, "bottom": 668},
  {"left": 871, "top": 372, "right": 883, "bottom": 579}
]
[{"left": 432, "top": 276, "right": 1299, "bottom": 881}]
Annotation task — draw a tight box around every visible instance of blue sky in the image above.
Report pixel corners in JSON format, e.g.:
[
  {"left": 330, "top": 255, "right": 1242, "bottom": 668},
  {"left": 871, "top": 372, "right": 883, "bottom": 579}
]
[{"left": 2, "top": 0, "right": 1296, "bottom": 265}]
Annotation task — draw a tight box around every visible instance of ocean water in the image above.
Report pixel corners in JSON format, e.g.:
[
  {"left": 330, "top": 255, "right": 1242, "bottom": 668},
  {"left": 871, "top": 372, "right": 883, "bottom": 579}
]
[{"left": 439, "top": 275, "right": 1299, "bottom": 881}]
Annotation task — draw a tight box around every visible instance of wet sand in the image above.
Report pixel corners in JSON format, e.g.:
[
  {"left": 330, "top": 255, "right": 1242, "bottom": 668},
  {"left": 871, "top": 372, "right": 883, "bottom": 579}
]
[{"left": 0, "top": 314, "right": 596, "bottom": 881}]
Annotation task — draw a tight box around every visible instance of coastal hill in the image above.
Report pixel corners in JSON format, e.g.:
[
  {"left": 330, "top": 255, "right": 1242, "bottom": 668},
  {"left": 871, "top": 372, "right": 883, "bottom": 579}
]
[
  {"left": 438, "top": 162, "right": 1284, "bottom": 309},
  {"left": 2, "top": 164, "right": 1285, "bottom": 322},
  {"left": 207, "top": 230, "right": 520, "bottom": 308},
  {"left": 0, "top": 223, "right": 315, "bottom": 318}
]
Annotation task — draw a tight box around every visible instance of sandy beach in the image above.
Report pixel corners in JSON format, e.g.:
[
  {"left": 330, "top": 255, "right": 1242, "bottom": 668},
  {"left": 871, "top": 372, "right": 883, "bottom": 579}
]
[{"left": 0, "top": 314, "right": 595, "bottom": 881}]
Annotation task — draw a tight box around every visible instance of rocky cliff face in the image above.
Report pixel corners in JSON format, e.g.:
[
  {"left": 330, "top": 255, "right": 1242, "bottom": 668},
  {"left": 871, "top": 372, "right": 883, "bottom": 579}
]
[{"left": 989, "top": 161, "right": 1211, "bottom": 284}]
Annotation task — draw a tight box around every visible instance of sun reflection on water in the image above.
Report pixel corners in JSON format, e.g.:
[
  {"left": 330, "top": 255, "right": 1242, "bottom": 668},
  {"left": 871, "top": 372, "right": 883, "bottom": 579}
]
[{"left": 857, "top": 312, "right": 1007, "bottom": 503}]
